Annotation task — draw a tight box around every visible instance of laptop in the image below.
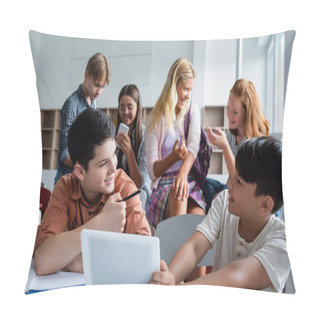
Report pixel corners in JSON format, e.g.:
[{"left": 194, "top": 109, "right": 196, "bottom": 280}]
[{"left": 80, "top": 229, "right": 160, "bottom": 285}]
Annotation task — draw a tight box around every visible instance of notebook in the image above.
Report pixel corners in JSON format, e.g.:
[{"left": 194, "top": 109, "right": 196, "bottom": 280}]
[{"left": 80, "top": 229, "right": 160, "bottom": 285}]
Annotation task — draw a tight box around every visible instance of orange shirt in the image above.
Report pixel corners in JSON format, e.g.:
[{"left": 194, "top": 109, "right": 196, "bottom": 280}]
[{"left": 34, "top": 169, "right": 151, "bottom": 252}]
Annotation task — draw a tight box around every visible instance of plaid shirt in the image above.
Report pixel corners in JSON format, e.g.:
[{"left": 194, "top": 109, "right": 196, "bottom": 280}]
[{"left": 54, "top": 84, "right": 96, "bottom": 184}]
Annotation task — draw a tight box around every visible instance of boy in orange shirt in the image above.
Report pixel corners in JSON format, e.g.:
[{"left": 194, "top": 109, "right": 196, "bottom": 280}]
[{"left": 34, "top": 108, "right": 151, "bottom": 276}]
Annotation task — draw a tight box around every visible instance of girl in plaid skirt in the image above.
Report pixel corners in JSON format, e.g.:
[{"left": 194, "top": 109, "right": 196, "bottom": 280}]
[{"left": 145, "top": 58, "right": 206, "bottom": 228}]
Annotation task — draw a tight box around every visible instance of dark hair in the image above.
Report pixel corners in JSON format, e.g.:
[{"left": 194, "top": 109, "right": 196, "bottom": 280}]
[
  {"left": 68, "top": 108, "right": 115, "bottom": 171},
  {"left": 235, "top": 136, "right": 283, "bottom": 214},
  {"left": 116, "top": 84, "right": 142, "bottom": 172}
]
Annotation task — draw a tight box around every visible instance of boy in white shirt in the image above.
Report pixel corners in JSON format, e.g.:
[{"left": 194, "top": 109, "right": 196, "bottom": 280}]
[{"left": 150, "top": 136, "right": 291, "bottom": 292}]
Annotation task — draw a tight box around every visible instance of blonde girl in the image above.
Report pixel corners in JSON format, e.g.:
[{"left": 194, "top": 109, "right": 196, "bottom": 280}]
[{"left": 145, "top": 58, "right": 206, "bottom": 228}]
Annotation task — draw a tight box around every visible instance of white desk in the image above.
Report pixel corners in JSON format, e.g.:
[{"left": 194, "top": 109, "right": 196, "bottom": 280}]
[{"left": 25, "top": 260, "right": 85, "bottom": 294}]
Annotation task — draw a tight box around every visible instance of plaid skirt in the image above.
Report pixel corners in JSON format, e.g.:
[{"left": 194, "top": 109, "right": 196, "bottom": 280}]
[{"left": 146, "top": 171, "right": 206, "bottom": 227}]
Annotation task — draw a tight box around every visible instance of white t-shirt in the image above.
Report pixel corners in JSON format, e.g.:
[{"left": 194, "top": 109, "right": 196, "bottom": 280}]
[{"left": 196, "top": 190, "right": 291, "bottom": 292}]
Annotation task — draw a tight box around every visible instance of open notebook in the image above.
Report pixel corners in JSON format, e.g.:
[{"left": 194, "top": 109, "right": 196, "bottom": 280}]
[{"left": 25, "top": 260, "right": 84, "bottom": 294}]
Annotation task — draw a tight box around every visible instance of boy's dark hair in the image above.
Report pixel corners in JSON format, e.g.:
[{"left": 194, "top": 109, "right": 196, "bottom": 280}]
[
  {"left": 235, "top": 136, "right": 283, "bottom": 214},
  {"left": 68, "top": 108, "right": 115, "bottom": 171}
]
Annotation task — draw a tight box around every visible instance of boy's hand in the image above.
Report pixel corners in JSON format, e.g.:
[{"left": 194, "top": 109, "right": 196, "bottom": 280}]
[
  {"left": 98, "top": 193, "right": 126, "bottom": 233},
  {"left": 149, "top": 260, "right": 175, "bottom": 285}
]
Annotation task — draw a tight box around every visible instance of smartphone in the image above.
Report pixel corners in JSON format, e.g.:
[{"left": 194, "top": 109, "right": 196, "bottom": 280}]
[
  {"left": 116, "top": 123, "right": 129, "bottom": 147},
  {"left": 118, "top": 122, "right": 129, "bottom": 135}
]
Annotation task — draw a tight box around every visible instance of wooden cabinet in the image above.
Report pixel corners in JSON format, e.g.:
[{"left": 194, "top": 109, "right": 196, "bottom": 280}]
[
  {"left": 142, "top": 107, "right": 153, "bottom": 125},
  {"left": 40, "top": 107, "right": 153, "bottom": 169},
  {"left": 41, "top": 106, "right": 228, "bottom": 174},
  {"left": 41, "top": 110, "right": 60, "bottom": 170},
  {"left": 203, "top": 106, "right": 228, "bottom": 175},
  {"left": 99, "top": 108, "right": 118, "bottom": 124}
]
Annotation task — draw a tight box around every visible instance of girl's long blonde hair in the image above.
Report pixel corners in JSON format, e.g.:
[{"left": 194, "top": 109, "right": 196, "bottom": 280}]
[
  {"left": 230, "top": 79, "right": 270, "bottom": 139},
  {"left": 147, "top": 58, "right": 196, "bottom": 136}
]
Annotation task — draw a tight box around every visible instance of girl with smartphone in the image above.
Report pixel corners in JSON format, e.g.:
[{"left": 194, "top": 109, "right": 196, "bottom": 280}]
[{"left": 115, "top": 84, "right": 151, "bottom": 209}]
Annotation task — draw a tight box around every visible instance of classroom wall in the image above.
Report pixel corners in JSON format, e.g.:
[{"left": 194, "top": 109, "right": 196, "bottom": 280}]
[
  {"left": 203, "top": 39, "right": 238, "bottom": 106},
  {"left": 30, "top": 32, "right": 195, "bottom": 110},
  {"left": 30, "top": 30, "right": 293, "bottom": 131},
  {"left": 32, "top": 30, "right": 294, "bottom": 190}
]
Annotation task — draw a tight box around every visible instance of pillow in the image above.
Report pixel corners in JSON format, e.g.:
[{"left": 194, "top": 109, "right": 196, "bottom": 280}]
[{"left": 28, "top": 29, "right": 296, "bottom": 293}]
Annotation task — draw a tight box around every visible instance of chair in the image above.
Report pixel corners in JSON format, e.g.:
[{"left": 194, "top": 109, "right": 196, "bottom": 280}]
[
  {"left": 283, "top": 269, "right": 295, "bottom": 294},
  {"left": 157, "top": 214, "right": 295, "bottom": 293},
  {"left": 156, "top": 214, "right": 216, "bottom": 267},
  {"left": 40, "top": 187, "right": 51, "bottom": 220},
  {"left": 149, "top": 225, "right": 156, "bottom": 237}
]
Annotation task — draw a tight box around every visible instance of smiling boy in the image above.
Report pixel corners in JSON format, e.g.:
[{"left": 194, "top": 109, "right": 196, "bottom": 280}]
[
  {"left": 34, "top": 109, "right": 151, "bottom": 276},
  {"left": 150, "top": 136, "right": 291, "bottom": 292}
]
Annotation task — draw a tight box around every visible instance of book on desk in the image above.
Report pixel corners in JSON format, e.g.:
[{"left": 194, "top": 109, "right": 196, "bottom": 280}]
[{"left": 25, "top": 260, "right": 85, "bottom": 294}]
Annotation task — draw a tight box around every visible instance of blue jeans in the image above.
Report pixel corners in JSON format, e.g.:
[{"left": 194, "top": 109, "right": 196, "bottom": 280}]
[{"left": 203, "top": 177, "right": 228, "bottom": 213}]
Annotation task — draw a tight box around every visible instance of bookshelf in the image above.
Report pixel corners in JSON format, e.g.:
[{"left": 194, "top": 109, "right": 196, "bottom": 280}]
[
  {"left": 40, "top": 107, "right": 153, "bottom": 169},
  {"left": 203, "top": 105, "right": 228, "bottom": 175},
  {"left": 142, "top": 107, "right": 153, "bottom": 125},
  {"left": 41, "top": 110, "right": 60, "bottom": 170},
  {"left": 41, "top": 106, "right": 227, "bottom": 173},
  {"left": 99, "top": 107, "right": 118, "bottom": 125}
]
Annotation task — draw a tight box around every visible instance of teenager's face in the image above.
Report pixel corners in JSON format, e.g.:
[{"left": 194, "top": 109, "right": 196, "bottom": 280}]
[
  {"left": 175, "top": 78, "right": 193, "bottom": 112},
  {"left": 119, "top": 95, "right": 138, "bottom": 129},
  {"left": 81, "top": 139, "right": 117, "bottom": 203},
  {"left": 83, "top": 72, "right": 107, "bottom": 102},
  {"left": 226, "top": 92, "right": 246, "bottom": 131},
  {"left": 227, "top": 170, "right": 264, "bottom": 219}
]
